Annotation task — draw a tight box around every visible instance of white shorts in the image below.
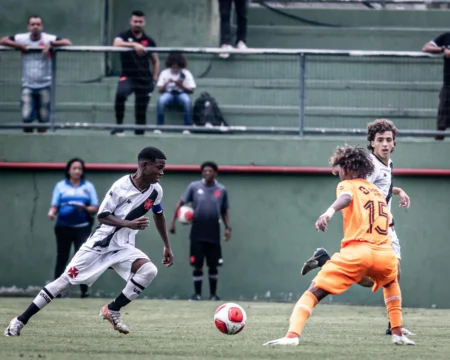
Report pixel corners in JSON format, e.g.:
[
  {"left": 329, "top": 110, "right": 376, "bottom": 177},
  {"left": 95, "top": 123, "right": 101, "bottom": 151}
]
[
  {"left": 63, "top": 246, "right": 150, "bottom": 287},
  {"left": 389, "top": 227, "right": 401, "bottom": 260}
]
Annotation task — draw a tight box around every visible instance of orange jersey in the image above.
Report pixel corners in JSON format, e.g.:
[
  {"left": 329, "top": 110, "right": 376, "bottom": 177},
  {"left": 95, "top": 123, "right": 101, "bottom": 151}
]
[{"left": 336, "top": 179, "right": 391, "bottom": 248}]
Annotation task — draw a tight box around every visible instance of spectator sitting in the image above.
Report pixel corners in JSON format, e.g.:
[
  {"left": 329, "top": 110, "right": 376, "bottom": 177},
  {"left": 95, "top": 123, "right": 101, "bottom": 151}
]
[
  {"left": 156, "top": 53, "right": 196, "bottom": 134},
  {"left": 0, "top": 15, "right": 71, "bottom": 133}
]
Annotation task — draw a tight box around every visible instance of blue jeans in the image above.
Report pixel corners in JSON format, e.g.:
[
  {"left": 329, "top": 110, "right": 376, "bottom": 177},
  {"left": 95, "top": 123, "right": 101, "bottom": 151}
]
[{"left": 157, "top": 92, "right": 192, "bottom": 126}]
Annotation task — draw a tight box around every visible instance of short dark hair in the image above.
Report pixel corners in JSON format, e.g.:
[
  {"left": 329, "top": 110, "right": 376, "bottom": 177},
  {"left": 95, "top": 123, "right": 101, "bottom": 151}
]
[
  {"left": 65, "top": 157, "right": 86, "bottom": 180},
  {"left": 329, "top": 144, "right": 374, "bottom": 180},
  {"left": 28, "top": 15, "right": 42, "bottom": 24},
  {"left": 138, "top": 147, "right": 166, "bottom": 163},
  {"left": 131, "top": 10, "right": 145, "bottom": 17},
  {"left": 165, "top": 52, "right": 188, "bottom": 69},
  {"left": 366, "top": 118, "right": 398, "bottom": 152},
  {"left": 201, "top": 161, "right": 218, "bottom": 172}
]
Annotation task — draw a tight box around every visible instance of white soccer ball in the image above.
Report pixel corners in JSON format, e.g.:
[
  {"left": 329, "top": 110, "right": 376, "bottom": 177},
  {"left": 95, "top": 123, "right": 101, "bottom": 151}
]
[
  {"left": 214, "top": 302, "right": 247, "bottom": 335},
  {"left": 177, "top": 205, "right": 194, "bottom": 224}
]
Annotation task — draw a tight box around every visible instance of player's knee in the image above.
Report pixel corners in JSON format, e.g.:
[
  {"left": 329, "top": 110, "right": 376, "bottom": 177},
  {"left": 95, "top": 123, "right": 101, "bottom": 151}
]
[
  {"left": 133, "top": 262, "right": 158, "bottom": 288},
  {"left": 46, "top": 275, "right": 71, "bottom": 297},
  {"left": 193, "top": 269, "right": 203, "bottom": 277},
  {"left": 208, "top": 266, "right": 218, "bottom": 276}
]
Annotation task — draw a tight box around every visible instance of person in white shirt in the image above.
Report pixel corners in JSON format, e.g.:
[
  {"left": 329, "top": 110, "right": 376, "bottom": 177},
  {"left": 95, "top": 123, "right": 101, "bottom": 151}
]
[
  {"left": 299, "top": 119, "right": 414, "bottom": 337},
  {"left": 156, "top": 53, "right": 196, "bottom": 133},
  {"left": 0, "top": 15, "right": 71, "bottom": 133},
  {"left": 5, "top": 147, "right": 174, "bottom": 337}
]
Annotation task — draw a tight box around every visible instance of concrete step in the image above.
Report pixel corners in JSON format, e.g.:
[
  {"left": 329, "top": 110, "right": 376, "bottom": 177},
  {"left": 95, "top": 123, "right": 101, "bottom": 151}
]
[
  {"left": 0, "top": 102, "right": 436, "bottom": 130},
  {"left": 247, "top": 7, "right": 450, "bottom": 28},
  {"left": 246, "top": 25, "right": 443, "bottom": 50}
]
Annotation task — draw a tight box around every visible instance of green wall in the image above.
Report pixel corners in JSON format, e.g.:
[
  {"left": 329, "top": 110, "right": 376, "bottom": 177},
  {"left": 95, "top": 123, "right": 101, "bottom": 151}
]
[{"left": 0, "top": 133, "right": 449, "bottom": 308}]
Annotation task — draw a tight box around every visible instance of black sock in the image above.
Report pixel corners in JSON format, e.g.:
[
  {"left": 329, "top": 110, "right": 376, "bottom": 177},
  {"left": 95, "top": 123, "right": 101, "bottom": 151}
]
[
  {"left": 108, "top": 292, "right": 131, "bottom": 311},
  {"left": 209, "top": 268, "right": 218, "bottom": 296},
  {"left": 387, "top": 321, "right": 391, "bottom": 329},
  {"left": 193, "top": 269, "right": 203, "bottom": 296},
  {"left": 18, "top": 303, "right": 40, "bottom": 325}
]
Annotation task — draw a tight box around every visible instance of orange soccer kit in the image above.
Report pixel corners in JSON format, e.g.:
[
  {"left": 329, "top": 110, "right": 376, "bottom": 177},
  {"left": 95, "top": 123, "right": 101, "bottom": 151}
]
[{"left": 287, "top": 179, "right": 403, "bottom": 338}]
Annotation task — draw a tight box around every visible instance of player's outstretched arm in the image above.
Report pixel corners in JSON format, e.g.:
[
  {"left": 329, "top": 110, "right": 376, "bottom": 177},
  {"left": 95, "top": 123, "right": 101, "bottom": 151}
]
[
  {"left": 393, "top": 187, "right": 411, "bottom": 209},
  {"left": 315, "top": 194, "right": 352, "bottom": 232},
  {"left": 153, "top": 212, "right": 174, "bottom": 267}
]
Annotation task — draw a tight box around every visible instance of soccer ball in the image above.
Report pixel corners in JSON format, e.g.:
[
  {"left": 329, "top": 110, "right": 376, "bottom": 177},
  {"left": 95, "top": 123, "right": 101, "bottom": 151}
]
[
  {"left": 177, "top": 205, "right": 194, "bottom": 224},
  {"left": 214, "top": 302, "right": 247, "bottom": 335}
]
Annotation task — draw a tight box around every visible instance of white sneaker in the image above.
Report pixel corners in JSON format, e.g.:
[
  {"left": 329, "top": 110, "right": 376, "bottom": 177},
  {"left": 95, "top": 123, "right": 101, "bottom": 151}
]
[
  {"left": 402, "top": 328, "right": 416, "bottom": 336},
  {"left": 182, "top": 130, "right": 191, "bottom": 135},
  {"left": 263, "top": 336, "right": 300, "bottom": 346},
  {"left": 392, "top": 334, "right": 415, "bottom": 345},
  {"left": 219, "top": 44, "right": 233, "bottom": 59},
  {"left": 99, "top": 305, "right": 129, "bottom": 334},
  {"left": 4, "top": 317, "right": 24, "bottom": 337},
  {"left": 153, "top": 129, "right": 162, "bottom": 134},
  {"left": 237, "top": 41, "right": 248, "bottom": 50}
]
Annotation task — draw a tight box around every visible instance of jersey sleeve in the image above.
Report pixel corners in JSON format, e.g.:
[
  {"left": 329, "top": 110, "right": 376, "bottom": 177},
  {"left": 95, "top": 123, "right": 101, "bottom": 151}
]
[
  {"left": 336, "top": 181, "right": 354, "bottom": 199},
  {"left": 433, "top": 33, "right": 450, "bottom": 47},
  {"left": 51, "top": 182, "right": 61, "bottom": 206},
  {"left": 97, "top": 182, "right": 122, "bottom": 218},
  {"left": 152, "top": 185, "right": 164, "bottom": 214},
  {"left": 87, "top": 182, "right": 99, "bottom": 207},
  {"left": 181, "top": 183, "right": 194, "bottom": 203}
]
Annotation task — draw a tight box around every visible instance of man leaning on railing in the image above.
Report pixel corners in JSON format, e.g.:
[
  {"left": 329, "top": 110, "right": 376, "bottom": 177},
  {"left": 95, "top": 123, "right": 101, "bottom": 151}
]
[
  {"left": 422, "top": 32, "right": 450, "bottom": 141},
  {"left": 0, "top": 15, "right": 71, "bottom": 133}
]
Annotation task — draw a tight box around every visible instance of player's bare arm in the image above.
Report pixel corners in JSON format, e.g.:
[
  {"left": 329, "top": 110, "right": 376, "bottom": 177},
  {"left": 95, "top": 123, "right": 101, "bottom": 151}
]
[
  {"left": 98, "top": 214, "right": 150, "bottom": 230},
  {"left": 153, "top": 211, "right": 174, "bottom": 267},
  {"left": 315, "top": 194, "right": 352, "bottom": 232},
  {"left": 0, "top": 36, "right": 28, "bottom": 51},
  {"left": 168, "top": 199, "right": 184, "bottom": 234},
  {"left": 221, "top": 210, "right": 231, "bottom": 241},
  {"left": 393, "top": 187, "right": 410, "bottom": 208}
]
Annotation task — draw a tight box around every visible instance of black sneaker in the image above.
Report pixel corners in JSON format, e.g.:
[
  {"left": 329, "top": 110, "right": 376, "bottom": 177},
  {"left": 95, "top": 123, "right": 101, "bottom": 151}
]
[
  {"left": 386, "top": 327, "right": 392, "bottom": 335},
  {"left": 300, "top": 248, "right": 331, "bottom": 275},
  {"left": 189, "top": 294, "right": 202, "bottom": 301},
  {"left": 209, "top": 295, "right": 221, "bottom": 301}
]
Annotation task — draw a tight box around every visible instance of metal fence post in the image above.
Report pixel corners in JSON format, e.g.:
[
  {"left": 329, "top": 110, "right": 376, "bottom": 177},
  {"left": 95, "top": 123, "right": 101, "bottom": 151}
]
[
  {"left": 49, "top": 49, "right": 57, "bottom": 132},
  {"left": 298, "top": 53, "right": 306, "bottom": 136}
]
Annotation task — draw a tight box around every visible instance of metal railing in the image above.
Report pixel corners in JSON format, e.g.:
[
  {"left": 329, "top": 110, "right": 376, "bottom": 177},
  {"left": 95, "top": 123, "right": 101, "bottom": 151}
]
[{"left": 0, "top": 45, "right": 449, "bottom": 137}]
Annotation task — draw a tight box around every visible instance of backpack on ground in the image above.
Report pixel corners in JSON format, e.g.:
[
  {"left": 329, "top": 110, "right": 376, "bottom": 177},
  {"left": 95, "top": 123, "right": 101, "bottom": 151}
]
[{"left": 192, "top": 92, "right": 228, "bottom": 127}]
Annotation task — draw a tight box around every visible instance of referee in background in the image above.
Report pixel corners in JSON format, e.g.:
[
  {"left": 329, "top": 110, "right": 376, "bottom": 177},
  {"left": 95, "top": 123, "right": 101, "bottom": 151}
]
[{"left": 169, "top": 161, "right": 231, "bottom": 301}]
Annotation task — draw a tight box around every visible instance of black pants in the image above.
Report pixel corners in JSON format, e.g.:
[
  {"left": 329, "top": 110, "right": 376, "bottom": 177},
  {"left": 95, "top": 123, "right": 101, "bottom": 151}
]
[
  {"left": 114, "top": 77, "right": 154, "bottom": 135},
  {"left": 436, "top": 86, "right": 450, "bottom": 140},
  {"left": 219, "top": 0, "right": 248, "bottom": 46},
  {"left": 54, "top": 225, "right": 91, "bottom": 295}
]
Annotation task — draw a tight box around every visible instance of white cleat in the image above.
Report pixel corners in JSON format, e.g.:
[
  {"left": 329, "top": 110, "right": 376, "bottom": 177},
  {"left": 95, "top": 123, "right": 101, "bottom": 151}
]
[
  {"left": 392, "top": 334, "right": 415, "bottom": 345},
  {"left": 263, "top": 336, "right": 300, "bottom": 346},
  {"left": 99, "top": 305, "right": 129, "bottom": 334},
  {"left": 4, "top": 317, "right": 24, "bottom": 337},
  {"left": 402, "top": 328, "right": 415, "bottom": 336}
]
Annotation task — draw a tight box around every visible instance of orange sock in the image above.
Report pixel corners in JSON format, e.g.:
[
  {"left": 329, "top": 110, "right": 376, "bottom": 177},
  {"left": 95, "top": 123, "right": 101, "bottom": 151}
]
[
  {"left": 384, "top": 279, "right": 402, "bottom": 330},
  {"left": 286, "top": 290, "right": 319, "bottom": 338}
]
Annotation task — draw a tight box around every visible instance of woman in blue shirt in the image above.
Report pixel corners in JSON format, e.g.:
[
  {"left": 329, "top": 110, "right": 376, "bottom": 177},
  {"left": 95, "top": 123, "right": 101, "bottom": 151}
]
[{"left": 48, "top": 158, "right": 99, "bottom": 298}]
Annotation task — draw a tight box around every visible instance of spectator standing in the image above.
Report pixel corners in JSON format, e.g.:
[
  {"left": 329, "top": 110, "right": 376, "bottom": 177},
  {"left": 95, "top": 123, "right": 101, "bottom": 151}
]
[
  {"left": 218, "top": 0, "right": 248, "bottom": 59},
  {"left": 169, "top": 162, "right": 231, "bottom": 301},
  {"left": 156, "top": 53, "right": 196, "bottom": 134},
  {"left": 111, "top": 10, "right": 159, "bottom": 136},
  {"left": 0, "top": 15, "right": 72, "bottom": 133},
  {"left": 48, "top": 158, "right": 99, "bottom": 298},
  {"left": 422, "top": 33, "right": 450, "bottom": 140}
]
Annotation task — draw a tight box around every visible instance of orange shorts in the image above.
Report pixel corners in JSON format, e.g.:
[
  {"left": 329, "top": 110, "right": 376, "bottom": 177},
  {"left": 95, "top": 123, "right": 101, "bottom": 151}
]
[{"left": 312, "top": 242, "right": 398, "bottom": 295}]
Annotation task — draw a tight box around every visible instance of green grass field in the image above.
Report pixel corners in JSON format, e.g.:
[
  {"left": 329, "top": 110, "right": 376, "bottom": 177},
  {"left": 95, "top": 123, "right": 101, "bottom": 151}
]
[{"left": 0, "top": 298, "right": 449, "bottom": 360}]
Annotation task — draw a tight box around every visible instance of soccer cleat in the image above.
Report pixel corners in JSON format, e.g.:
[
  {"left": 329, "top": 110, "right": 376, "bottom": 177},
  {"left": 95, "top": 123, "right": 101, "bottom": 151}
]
[
  {"left": 263, "top": 336, "right": 300, "bottom": 346},
  {"left": 209, "top": 295, "right": 221, "bottom": 301},
  {"left": 99, "top": 305, "right": 129, "bottom": 334},
  {"left": 4, "top": 317, "right": 24, "bottom": 337},
  {"left": 189, "top": 294, "right": 202, "bottom": 301},
  {"left": 392, "top": 334, "right": 415, "bottom": 345},
  {"left": 300, "top": 248, "right": 331, "bottom": 275}
]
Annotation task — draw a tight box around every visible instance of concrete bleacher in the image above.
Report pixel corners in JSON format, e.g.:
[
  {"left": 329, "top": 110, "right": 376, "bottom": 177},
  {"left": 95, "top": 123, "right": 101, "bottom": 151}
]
[{"left": 0, "top": 3, "right": 448, "bottom": 131}]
